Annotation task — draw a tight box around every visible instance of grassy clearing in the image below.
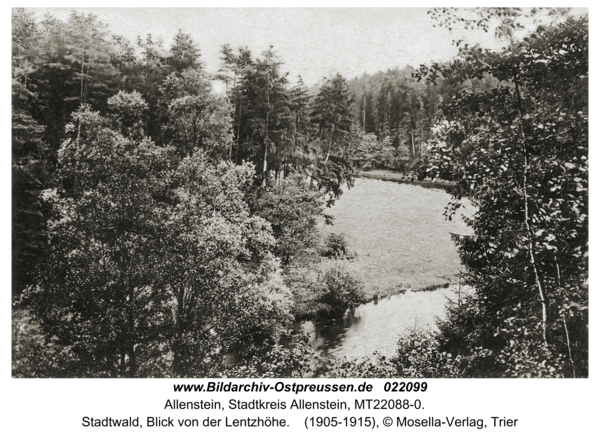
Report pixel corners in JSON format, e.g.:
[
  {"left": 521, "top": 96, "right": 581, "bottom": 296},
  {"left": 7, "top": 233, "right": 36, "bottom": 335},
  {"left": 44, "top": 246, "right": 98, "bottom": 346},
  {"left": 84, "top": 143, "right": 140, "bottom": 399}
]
[{"left": 321, "top": 177, "right": 475, "bottom": 296}]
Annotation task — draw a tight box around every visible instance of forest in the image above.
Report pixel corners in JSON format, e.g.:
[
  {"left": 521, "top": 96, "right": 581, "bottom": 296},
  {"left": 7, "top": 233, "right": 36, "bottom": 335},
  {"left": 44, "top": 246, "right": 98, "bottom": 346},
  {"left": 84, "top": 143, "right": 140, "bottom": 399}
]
[{"left": 12, "top": 8, "right": 587, "bottom": 378}]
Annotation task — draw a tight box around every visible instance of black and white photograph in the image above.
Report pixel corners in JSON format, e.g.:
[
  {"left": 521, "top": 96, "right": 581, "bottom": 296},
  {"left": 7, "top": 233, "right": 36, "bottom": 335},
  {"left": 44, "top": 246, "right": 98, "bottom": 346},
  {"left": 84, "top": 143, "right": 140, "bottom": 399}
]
[{"left": 11, "top": 5, "right": 588, "bottom": 382}]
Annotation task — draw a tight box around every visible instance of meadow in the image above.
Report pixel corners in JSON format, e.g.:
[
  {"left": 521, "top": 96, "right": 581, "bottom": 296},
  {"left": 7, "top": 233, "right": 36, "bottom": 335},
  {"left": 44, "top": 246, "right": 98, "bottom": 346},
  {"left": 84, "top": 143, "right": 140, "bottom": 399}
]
[{"left": 322, "top": 177, "right": 476, "bottom": 296}]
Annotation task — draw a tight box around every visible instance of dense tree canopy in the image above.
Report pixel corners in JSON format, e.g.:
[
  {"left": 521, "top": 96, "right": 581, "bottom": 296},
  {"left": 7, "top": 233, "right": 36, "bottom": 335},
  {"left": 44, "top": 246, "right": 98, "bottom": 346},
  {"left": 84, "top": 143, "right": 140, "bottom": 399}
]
[
  {"left": 12, "top": 8, "right": 361, "bottom": 377},
  {"left": 12, "top": 8, "right": 587, "bottom": 378},
  {"left": 11, "top": 8, "right": 359, "bottom": 297},
  {"left": 427, "top": 15, "right": 588, "bottom": 377},
  {"left": 18, "top": 94, "right": 294, "bottom": 377}
]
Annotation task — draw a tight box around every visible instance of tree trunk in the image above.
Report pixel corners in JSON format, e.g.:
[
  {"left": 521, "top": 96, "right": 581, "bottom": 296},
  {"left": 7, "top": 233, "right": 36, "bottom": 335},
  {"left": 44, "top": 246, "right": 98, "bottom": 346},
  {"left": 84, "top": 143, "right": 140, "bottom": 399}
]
[
  {"left": 126, "top": 286, "right": 138, "bottom": 377},
  {"left": 80, "top": 47, "right": 85, "bottom": 105},
  {"left": 514, "top": 72, "right": 548, "bottom": 347},
  {"left": 172, "top": 286, "right": 185, "bottom": 377},
  {"left": 363, "top": 94, "right": 366, "bottom": 129},
  {"left": 262, "top": 137, "right": 268, "bottom": 187},
  {"left": 262, "top": 60, "right": 271, "bottom": 187},
  {"left": 84, "top": 63, "right": 90, "bottom": 103},
  {"left": 235, "top": 96, "right": 242, "bottom": 164},
  {"left": 563, "top": 318, "right": 576, "bottom": 378}
]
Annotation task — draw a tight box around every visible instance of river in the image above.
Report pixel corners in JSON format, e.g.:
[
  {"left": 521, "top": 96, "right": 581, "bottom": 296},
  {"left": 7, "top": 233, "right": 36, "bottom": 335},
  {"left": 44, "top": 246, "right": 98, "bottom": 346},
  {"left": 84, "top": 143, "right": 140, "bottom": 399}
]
[
  {"left": 294, "top": 177, "right": 473, "bottom": 361},
  {"left": 295, "top": 285, "right": 461, "bottom": 361}
]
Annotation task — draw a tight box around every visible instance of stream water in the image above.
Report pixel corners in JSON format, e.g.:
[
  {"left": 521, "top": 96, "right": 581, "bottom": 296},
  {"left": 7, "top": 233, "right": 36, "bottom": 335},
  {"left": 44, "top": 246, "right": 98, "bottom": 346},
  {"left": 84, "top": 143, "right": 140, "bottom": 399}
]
[{"left": 295, "top": 286, "right": 460, "bottom": 361}]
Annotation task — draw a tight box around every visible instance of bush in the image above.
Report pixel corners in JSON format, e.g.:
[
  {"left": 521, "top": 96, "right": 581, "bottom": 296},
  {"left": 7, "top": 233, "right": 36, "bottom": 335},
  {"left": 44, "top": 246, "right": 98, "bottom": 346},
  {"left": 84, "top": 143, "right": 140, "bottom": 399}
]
[
  {"left": 392, "top": 328, "right": 463, "bottom": 378},
  {"left": 320, "top": 328, "right": 464, "bottom": 378},
  {"left": 284, "top": 268, "right": 329, "bottom": 319},
  {"left": 320, "top": 353, "right": 397, "bottom": 378},
  {"left": 435, "top": 295, "right": 575, "bottom": 378},
  {"left": 12, "top": 308, "right": 79, "bottom": 377},
  {"left": 249, "top": 175, "right": 326, "bottom": 268},
  {"left": 218, "top": 332, "right": 317, "bottom": 378},
  {"left": 319, "top": 262, "right": 368, "bottom": 315},
  {"left": 319, "top": 232, "right": 351, "bottom": 259},
  {"left": 285, "top": 261, "right": 366, "bottom": 319}
]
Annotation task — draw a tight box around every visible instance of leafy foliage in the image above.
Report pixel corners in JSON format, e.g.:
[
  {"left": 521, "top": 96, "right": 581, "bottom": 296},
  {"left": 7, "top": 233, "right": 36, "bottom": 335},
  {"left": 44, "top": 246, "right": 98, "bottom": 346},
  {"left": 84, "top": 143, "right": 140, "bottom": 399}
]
[
  {"left": 319, "top": 233, "right": 351, "bottom": 259},
  {"left": 218, "top": 332, "right": 317, "bottom": 378},
  {"left": 331, "top": 11, "right": 588, "bottom": 380},
  {"left": 392, "top": 328, "right": 463, "bottom": 378},
  {"left": 249, "top": 175, "right": 327, "bottom": 267},
  {"left": 321, "top": 353, "right": 398, "bottom": 378},
  {"left": 321, "top": 328, "right": 461, "bottom": 378},
  {"left": 425, "top": 15, "right": 588, "bottom": 377},
  {"left": 347, "top": 66, "right": 446, "bottom": 175},
  {"left": 17, "top": 94, "right": 294, "bottom": 377},
  {"left": 13, "top": 7, "right": 587, "bottom": 379},
  {"left": 319, "top": 262, "right": 368, "bottom": 316},
  {"left": 12, "top": 309, "right": 78, "bottom": 377},
  {"left": 12, "top": 9, "right": 50, "bottom": 297}
]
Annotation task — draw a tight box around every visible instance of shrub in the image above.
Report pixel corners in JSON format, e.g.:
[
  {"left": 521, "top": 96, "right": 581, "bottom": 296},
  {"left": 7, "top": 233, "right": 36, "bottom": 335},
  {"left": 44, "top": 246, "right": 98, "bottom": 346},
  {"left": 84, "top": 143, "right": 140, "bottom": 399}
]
[
  {"left": 12, "top": 308, "right": 79, "bottom": 377},
  {"left": 320, "top": 328, "right": 464, "bottom": 378},
  {"left": 286, "top": 261, "right": 366, "bottom": 318},
  {"left": 436, "top": 295, "right": 574, "bottom": 378},
  {"left": 320, "top": 353, "right": 397, "bottom": 378},
  {"left": 218, "top": 332, "right": 317, "bottom": 378},
  {"left": 319, "top": 232, "right": 350, "bottom": 259},
  {"left": 319, "top": 262, "right": 368, "bottom": 315},
  {"left": 284, "top": 267, "right": 329, "bottom": 319},
  {"left": 392, "top": 328, "right": 463, "bottom": 378},
  {"left": 249, "top": 175, "right": 326, "bottom": 267}
]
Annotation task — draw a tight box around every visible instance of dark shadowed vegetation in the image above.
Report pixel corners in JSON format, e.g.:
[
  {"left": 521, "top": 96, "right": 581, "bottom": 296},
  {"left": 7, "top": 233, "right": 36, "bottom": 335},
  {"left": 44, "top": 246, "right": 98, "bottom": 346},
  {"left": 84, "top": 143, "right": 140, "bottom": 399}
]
[{"left": 13, "top": 7, "right": 587, "bottom": 378}]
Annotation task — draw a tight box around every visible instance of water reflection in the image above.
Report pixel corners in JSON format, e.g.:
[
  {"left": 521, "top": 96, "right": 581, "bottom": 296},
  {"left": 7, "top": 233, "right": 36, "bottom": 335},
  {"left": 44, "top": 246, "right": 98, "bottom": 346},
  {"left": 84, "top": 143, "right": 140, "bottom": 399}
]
[
  {"left": 299, "top": 308, "right": 363, "bottom": 354},
  {"left": 294, "top": 288, "right": 458, "bottom": 361}
]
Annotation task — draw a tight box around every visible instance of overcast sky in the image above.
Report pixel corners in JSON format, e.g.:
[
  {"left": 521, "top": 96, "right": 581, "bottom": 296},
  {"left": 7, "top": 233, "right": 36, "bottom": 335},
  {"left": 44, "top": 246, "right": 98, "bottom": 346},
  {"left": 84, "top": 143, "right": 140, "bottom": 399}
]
[{"left": 27, "top": 7, "right": 588, "bottom": 89}]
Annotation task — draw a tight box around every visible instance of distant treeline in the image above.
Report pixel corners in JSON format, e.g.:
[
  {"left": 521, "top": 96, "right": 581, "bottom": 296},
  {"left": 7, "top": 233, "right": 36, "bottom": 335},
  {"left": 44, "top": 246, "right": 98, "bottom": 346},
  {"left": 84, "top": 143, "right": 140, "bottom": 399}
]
[
  {"left": 12, "top": 8, "right": 588, "bottom": 379},
  {"left": 12, "top": 8, "right": 459, "bottom": 297}
]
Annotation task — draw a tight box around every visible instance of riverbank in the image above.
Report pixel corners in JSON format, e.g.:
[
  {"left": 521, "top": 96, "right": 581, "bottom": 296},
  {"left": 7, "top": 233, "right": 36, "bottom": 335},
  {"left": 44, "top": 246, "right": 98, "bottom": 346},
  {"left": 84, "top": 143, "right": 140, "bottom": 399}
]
[
  {"left": 299, "top": 284, "right": 469, "bottom": 361},
  {"left": 357, "top": 170, "right": 456, "bottom": 191},
  {"left": 296, "top": 177, "right": 476, "bottom": 361}
]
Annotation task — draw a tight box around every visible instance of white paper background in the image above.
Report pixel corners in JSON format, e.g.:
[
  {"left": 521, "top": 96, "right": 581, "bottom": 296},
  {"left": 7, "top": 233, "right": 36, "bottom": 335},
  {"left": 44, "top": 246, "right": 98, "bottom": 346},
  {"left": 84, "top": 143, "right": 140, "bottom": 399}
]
[{"left": 4, "top": 1, "right": 597, "bottom": 436}]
